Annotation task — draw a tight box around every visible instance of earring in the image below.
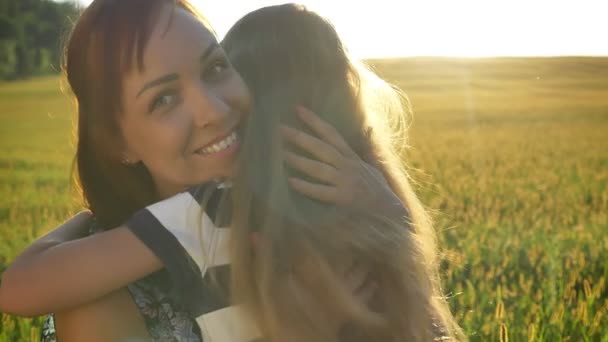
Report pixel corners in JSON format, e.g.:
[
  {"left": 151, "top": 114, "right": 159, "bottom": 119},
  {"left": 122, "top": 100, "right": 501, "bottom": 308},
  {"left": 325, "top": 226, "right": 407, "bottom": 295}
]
[{"left": 121, "top": 156, "right": 132, "bottom": 166}]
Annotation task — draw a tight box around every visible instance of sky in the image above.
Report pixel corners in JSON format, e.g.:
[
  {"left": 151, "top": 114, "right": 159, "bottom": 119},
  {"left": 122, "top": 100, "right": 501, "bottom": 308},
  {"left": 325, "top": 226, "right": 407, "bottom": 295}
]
[{"left": 71, "top": 0, "right": 608, "bottom": 58}]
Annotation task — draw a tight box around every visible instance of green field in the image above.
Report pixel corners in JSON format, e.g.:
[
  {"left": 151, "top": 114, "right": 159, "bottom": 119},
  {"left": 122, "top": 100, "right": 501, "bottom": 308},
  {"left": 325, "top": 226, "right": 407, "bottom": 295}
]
[{"left": 1, "top": 57, "right": 607, "bottom": 341}]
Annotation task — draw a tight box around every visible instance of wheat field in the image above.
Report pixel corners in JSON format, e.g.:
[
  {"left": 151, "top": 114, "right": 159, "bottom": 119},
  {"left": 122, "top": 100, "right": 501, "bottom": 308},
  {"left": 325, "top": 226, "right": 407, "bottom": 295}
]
[{"left": 1, "top": 57, "right": 607, "bottom": 341}]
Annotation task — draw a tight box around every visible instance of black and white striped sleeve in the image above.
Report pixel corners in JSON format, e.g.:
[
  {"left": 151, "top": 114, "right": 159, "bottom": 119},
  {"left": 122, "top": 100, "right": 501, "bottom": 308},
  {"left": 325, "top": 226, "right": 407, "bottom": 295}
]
[{"left": 125, "top": 188, "right": 229, "bottom": 316}]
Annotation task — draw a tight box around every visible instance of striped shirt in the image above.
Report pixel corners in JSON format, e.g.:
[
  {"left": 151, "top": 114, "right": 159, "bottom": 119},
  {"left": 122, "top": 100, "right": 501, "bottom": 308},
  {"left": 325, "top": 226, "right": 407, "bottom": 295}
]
[{"left": 126, "top": 183, "right": 263, "bottom": 342}]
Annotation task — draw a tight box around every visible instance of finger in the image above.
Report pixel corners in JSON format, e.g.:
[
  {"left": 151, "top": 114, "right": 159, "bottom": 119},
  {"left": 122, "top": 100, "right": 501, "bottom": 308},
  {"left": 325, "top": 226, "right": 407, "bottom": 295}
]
[
  {"left": 287, "top": 177, "right": 340, "bottom": 203},
  {"left": 296, "top": 106, "right": 356, "bottom": 157},
  {"left": 284, "top": 150, "right": 339, "bottom": 185},
  {"left": 280, "top": 125, "right": 342, "bottom": 166}
]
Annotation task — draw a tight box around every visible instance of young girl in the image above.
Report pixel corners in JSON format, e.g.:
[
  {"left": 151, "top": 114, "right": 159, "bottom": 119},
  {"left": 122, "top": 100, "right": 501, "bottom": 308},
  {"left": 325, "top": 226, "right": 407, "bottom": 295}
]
[
  {"left": 1, "top": 3, "right": 463, "bottom": 342},
  {"left": 223, "top": 5, "right": 461, "bottom": 341}
]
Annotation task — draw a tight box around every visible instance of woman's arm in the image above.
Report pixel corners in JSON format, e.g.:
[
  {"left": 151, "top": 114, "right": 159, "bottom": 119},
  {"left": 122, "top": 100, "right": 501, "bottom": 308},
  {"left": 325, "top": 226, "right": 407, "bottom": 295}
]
[
  {"left": 0, "top": 214, "right": 162, "bottom": 317},
  {"left": 11, "top": 210, "right": 93, "bottom": 257},
  {"left": 0, "top": 187, "right": 217, "bottom": 317}
]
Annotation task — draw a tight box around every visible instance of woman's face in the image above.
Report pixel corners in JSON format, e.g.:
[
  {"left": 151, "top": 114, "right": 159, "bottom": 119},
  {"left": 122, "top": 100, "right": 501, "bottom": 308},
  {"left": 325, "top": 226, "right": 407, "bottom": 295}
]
[{"left": 120, "top": 5, "right": 251, "bottom": 198}]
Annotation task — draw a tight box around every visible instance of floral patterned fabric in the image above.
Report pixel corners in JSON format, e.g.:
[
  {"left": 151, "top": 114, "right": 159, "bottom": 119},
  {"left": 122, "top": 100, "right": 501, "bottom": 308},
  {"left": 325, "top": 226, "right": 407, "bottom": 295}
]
[
  {"left": 40, "top": 314, "right": 56, "bottom": 342},
  {"left": 40, "top": 270, "right": 202, "bottom": 341}
]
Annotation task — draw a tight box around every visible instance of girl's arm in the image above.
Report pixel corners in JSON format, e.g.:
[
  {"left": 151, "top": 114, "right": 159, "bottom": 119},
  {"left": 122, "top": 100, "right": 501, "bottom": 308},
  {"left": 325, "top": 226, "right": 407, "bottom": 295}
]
[{"left": 0, "top": 213, "right": 162, "bottom": 317}]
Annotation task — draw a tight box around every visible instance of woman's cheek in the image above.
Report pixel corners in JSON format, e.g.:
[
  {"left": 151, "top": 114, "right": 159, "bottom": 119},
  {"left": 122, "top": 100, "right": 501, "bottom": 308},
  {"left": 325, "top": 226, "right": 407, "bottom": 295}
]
[{"left": 226, "top": 73, "right": 253, "bottom": 115}]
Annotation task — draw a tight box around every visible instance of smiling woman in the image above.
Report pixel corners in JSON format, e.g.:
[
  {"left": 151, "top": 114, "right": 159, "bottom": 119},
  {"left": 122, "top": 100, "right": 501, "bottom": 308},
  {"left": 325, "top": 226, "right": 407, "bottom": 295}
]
[
  {"left": 66, "top": 0, "right": 251, "bottom": 229},
  {"left": 117, "top": 12, "right": 250, "bottom": 200},
  {"left": 1, "top": 0, "right": 252, "bottom": 340}
]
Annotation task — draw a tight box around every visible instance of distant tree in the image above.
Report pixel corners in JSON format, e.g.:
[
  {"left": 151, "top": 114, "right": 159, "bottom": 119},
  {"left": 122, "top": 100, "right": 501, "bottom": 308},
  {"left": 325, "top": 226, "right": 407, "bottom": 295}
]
[
  {"left": 0, "top": 15, "right": 17, "bottom": 79},
  {"left": 0, "top": 0, "right": 80, "bottom": 79},
  {"left": 0, "top": 15, "right": 16, "bottom": 40}
]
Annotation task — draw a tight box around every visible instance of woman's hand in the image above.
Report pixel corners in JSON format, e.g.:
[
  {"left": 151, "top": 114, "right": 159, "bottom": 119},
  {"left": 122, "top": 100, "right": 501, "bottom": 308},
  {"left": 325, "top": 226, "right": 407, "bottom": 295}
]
[{"left": 281, "top": 106, "right": 405, "bottom": 219}]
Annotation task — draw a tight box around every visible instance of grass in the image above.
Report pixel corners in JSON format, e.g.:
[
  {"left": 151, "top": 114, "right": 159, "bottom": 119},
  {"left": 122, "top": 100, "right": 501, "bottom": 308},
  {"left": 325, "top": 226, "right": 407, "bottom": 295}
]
[
  {"left": 0, "top": 76, "right": 78, "bottom": 342},
  {"left": 1, "top": 57, "right": 607, "bottom": 341}
]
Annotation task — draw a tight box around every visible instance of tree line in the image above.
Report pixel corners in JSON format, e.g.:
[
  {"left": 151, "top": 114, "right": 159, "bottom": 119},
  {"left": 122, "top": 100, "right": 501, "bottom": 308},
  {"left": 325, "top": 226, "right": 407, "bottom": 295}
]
[{"left": 0, "top": 0, "right": 80, "bottom": 80}]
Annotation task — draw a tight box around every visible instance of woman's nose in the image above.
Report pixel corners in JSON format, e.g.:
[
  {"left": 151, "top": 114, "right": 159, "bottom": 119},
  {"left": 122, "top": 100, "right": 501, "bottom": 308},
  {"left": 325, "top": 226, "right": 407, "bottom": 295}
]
[{"left": 190, "top": 84, "right": 231, "bottom": 128}]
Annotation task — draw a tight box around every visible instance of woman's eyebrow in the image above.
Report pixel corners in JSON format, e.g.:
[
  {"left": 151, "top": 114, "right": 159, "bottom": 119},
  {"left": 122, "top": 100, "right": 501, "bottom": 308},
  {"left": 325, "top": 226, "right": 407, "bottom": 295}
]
[
  {"left": 201, "top": 41, "right": 220, "bottom": 63},
  {"left": 136, "top": 73, "right": 178, "bottom": 98},
  {"left": 136, "top": 42, "right": 220, "bottom": 99}
]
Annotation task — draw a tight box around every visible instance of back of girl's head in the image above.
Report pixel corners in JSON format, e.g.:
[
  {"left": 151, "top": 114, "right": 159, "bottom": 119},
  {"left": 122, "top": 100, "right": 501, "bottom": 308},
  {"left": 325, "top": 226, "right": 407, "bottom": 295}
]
[
  {"left": 64, "top": 0, "right": 206, "bottom": 226},
  {"left": 224, "top": 3, "right": 378, "bottom": 281},
  {"left": 222, "top": 4, "right": 462, "bottom": 341},
  {"left": 224, "top": 3, "right": 380, "bottom": 270},
  {"left": 223, "top": 3, "right": 370, "bottom": 161}
]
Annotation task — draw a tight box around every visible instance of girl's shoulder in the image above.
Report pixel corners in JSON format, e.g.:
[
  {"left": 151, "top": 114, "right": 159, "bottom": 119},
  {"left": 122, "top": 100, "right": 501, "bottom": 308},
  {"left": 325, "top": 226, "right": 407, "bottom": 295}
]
[
  {"left": 40, "top": 288, "right": 149, "bottom": 342},
  {"left": 40, "top": 272, "right": 202, "bottom": 342}
]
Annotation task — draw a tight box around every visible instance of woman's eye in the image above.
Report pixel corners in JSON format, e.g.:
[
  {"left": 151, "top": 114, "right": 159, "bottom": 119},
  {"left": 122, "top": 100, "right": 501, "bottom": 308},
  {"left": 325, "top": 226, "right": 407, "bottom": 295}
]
[
  {"left": 204, "top": 60, "right": 229, "bottom": 81},
  {"left": 150, "top": 93, "right": 178, "bottom": 112}
]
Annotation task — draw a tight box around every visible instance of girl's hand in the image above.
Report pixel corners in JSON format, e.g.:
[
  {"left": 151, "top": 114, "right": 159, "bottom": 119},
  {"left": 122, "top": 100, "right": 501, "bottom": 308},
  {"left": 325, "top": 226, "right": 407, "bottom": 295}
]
[{"left": 281, "top": 106, "right": 405, "bottom": 218}]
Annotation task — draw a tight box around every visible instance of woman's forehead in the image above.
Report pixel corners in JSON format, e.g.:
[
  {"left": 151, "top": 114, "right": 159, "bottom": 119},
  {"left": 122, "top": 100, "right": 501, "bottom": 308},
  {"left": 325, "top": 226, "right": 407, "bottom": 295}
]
[
  {"left": 122, "top": 6, "right": 217, "bottom": 90},
  {"left": 144, "top": 6, "right": 216, "bottom": 65}
]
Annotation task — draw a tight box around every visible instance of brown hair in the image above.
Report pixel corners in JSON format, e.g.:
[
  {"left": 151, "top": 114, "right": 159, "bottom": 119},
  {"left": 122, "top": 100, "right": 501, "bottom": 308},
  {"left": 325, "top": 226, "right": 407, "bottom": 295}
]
[
  {"left": 223, "top": 4, "right": 464, "bottom": 341},
  {"left": 64, "top": 0, "right": 207, "bottom": 226}
]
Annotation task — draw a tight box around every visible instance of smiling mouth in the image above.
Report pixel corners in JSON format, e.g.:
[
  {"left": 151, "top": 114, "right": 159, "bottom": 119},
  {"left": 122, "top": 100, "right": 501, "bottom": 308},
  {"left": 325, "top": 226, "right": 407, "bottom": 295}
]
[{"left": 195, "top": 131, "right": 239, "bottom": 155}]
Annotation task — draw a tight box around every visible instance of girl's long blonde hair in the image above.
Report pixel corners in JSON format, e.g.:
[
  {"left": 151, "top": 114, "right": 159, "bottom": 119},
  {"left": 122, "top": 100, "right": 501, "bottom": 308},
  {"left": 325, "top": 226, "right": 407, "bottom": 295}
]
[{"left": 222, "top": 4, "right": 464, "bottom": 341}]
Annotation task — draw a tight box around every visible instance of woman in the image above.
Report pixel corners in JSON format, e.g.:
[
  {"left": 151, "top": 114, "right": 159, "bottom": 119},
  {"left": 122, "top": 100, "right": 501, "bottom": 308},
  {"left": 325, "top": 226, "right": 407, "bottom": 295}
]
[
  {"left": 1, "top": 1, "right": 462, "bottom": 341},
  {"left": 7, "top": 0, "right": 250, "bottom": 340}
]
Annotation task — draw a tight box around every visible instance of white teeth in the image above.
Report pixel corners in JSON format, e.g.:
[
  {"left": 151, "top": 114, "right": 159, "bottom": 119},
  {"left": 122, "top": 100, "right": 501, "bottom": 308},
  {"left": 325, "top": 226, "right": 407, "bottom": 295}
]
[{"left": 198, "top": 132, "right": 237, "bottom": 155}]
